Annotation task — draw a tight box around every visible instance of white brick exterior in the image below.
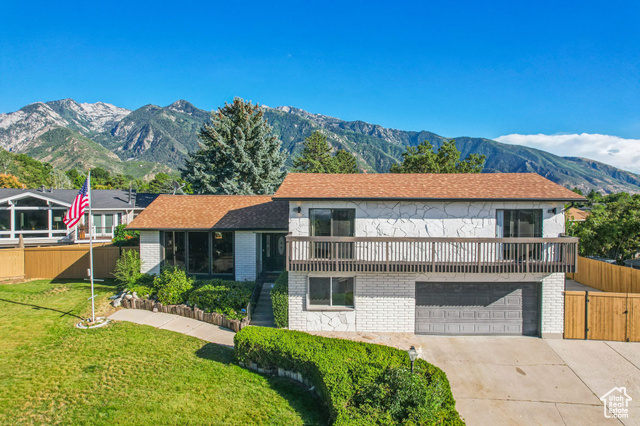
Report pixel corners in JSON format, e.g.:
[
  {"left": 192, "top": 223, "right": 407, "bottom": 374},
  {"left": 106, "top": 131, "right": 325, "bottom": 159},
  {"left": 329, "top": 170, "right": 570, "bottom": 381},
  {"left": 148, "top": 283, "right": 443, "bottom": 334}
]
[
  {"left": 541, "top": 272, "right": 565, "bottom": 338},
  {"left": 140, "top": 230, "right": 161, "bottom": 275},
  {"left": 289, "top": 271, "right": 565, "bottom": 337},
  {"left": 234, "top": 231, "right": 258, "bottom": 281}
]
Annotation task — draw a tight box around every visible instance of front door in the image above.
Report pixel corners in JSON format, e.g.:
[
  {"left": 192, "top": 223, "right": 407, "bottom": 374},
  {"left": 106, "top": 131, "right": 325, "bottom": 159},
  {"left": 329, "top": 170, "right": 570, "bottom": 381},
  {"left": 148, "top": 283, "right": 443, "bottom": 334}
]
[{"left": 262, "top": 233, "right": 287, "bottom": 272}]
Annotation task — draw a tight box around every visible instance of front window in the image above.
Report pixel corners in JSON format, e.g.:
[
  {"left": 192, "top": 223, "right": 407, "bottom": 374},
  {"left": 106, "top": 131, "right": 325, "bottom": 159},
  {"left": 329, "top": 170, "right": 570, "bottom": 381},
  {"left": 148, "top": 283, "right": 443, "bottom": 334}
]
[
  {"left": 52, "top": 210, "right": 66, "bottom": 231},
  {"left": 15, "top": 210, "right": 48, "bottom": 231},
  {"left": 188, "top": 232, "right": 210, "bottom": 274},
  {"left": 212, "top": 231, "right": 233, "bottom": 274},
  {"left": 309, "top": 277, "right": 354, "bottom": 308},
  {"left": 13, "top": 197, "right": 48, "bottom": 207},
  {"left": 164, "top": 231, "right": 186, "bottom": 269},
  {"left": 0, "top": 210, "right": 10, "bottom": 237}
]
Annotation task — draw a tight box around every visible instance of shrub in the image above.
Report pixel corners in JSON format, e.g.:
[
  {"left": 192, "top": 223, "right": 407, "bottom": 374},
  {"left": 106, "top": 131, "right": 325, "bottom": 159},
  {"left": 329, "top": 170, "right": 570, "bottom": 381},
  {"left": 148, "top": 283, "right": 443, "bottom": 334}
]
[
  {"left": 234, "top": 327, "right": 463, "bottom": 425},
  {"left": 112, "top": 249, "right": 143, "bottom": 291},
  {"left": 271, "top": 271, "right": 288, "bottom": 328},
  {"left": 187, "top": 279, "right": 255, "bottom": 319},
  {"left": 112, "top": 224, "right": 140, "bottom": 246},
  {"left": 153, "top": 267, "right": 194, "bottom": 305}
]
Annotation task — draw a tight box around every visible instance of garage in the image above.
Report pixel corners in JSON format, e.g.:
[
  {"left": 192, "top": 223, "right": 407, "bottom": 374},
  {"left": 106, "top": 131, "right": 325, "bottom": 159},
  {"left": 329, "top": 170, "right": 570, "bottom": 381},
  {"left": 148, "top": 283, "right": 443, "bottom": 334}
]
[{"left": 415, "top": 282, "right": 540, "bottom": 336}]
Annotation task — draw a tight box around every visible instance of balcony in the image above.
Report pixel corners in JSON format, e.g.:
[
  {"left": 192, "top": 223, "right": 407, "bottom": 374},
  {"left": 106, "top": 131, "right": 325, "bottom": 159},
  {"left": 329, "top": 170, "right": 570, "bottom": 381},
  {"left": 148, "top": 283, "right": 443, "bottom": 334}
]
[{"left": 286, "top": 236, "right": 579, "bottom": 274}]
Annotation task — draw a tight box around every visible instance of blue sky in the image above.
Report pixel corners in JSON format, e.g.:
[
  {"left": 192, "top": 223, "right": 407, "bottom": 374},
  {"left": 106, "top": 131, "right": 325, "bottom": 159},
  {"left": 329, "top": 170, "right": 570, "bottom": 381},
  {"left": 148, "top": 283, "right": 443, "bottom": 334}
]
[{"left": 1, "top": 1, "right": 639, "bottom": 159}]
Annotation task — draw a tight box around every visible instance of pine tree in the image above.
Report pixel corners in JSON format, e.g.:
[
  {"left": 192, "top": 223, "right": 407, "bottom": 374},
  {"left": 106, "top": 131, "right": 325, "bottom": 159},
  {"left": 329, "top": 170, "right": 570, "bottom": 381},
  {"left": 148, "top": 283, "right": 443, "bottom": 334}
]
[
  {"left": 292, "top": 131, "right": 334, "bottom": 173},
  {"left": 332, "top": 149, "right": 359, "bottom": 173},
  {"left": 390, "top": 139, "right": 485, "bottom": 174},
  {"left": 181, "top": 98, "right": 286, "bottom": 194}
]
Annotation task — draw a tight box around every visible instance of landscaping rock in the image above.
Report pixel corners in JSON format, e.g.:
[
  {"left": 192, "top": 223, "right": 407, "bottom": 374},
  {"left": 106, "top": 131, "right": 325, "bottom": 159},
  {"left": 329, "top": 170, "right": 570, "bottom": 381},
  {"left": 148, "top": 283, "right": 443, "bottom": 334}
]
[
  {"left": 124, "top": 294, "right": 133, "bottom": 300},
  {"left": 112, "top": 298, "right": 122, "bottom": 307},
  {"left": 132, "top": 292, "right": 138, "bottom": 299}
]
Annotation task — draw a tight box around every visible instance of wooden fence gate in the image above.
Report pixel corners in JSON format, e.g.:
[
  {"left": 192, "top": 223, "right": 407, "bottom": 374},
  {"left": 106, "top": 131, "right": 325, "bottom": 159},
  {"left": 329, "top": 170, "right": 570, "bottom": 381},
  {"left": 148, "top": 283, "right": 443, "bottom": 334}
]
[{"left": 565, "top": 291, "right": 640, "bottom": 342}]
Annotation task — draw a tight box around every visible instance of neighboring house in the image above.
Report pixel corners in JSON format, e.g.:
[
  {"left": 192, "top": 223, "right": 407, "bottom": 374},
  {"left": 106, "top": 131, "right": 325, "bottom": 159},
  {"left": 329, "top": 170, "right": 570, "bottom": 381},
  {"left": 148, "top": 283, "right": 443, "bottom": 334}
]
[
  {"left": 132, "top": 172, "right": 585, "bottom": 338},
  {"left": 127, "top": 195, "right": 288, "bottom": 281},
  {"left": 273, "top": 173, "right": 584, "bottom": 338},
  {"left": 0, "top": 188, "right": 158, "bottom": 246},
  {"left": 566, "top": 207, "right": 589, "bottom": 222}
]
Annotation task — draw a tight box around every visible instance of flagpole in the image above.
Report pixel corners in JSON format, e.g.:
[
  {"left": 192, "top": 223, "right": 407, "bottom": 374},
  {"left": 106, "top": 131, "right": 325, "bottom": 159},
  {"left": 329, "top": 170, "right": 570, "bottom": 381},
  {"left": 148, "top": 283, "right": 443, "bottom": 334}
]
[{"left": 88, "top": 171, "right": 95, "bottom": 323}]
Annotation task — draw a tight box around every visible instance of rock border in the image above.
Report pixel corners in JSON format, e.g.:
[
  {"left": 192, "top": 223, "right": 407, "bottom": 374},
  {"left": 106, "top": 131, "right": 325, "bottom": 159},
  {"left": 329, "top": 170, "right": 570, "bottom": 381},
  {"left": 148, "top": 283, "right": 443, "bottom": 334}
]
[{"left": 119, "top": 297, "right": 249, "bottom": 332}]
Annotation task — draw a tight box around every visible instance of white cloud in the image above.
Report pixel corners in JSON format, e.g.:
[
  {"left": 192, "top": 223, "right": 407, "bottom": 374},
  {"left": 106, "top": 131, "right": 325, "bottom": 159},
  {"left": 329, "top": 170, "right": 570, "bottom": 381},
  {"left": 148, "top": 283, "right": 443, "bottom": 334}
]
[{"left": 495, "top": 133, "right": 640, "bottom": 174}]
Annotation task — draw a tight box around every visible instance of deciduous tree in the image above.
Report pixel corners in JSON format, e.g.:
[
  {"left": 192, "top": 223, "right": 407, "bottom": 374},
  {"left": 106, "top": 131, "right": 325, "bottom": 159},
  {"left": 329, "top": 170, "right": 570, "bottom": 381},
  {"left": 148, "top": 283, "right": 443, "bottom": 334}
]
[{"left": 390, "top": 139, "right": 485, "bottom": 174}]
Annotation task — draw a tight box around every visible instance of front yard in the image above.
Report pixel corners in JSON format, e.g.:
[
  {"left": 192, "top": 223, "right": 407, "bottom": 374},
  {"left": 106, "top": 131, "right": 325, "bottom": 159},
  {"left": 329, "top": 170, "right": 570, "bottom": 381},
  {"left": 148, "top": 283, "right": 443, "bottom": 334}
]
[{"left": 0, "top": 280, "right": 326, "bottom": 425}]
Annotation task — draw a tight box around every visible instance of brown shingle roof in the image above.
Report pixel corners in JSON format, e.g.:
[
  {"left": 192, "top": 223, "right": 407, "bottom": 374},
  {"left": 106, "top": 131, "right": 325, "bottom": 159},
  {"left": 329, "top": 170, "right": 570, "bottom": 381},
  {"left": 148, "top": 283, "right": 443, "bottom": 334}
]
[
  {"left": 274, "top": 173, "right": 586, "bottom": 201},
  {"left": 127, "top": 195, "right": 288, "bottom": 230},
  {"left": 566, "top": 207, "right": 589, "bottom": 221}
]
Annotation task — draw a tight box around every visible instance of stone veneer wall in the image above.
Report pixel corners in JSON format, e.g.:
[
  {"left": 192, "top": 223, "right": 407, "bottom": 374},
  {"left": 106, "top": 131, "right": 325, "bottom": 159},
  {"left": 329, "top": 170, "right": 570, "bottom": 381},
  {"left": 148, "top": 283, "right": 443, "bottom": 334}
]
[
  {"left": 234, "top": 231, "right": 258, "bottom": 281},
  {"left": 289, "top": 200, "right": 565, "bottom": 238},
  {"left": 288, "top": 271, "right": 565, "bottom": 337},
  {"left": 139, "top": 230, "right": 161, "bottom": 275}
]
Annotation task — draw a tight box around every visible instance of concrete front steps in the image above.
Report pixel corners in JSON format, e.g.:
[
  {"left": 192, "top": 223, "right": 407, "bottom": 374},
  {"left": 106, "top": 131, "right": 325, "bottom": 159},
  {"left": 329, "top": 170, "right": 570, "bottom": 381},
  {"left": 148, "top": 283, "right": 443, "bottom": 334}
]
[{"left": 250, "top": 281, "right": 275, "bottom": 327}]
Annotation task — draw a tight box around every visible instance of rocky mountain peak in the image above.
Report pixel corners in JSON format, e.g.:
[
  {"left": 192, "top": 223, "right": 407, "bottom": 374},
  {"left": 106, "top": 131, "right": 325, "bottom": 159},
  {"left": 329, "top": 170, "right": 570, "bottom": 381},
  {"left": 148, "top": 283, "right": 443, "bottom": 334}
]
[{"left": 167, "top": 99, "right": 199, "bottom": 116}]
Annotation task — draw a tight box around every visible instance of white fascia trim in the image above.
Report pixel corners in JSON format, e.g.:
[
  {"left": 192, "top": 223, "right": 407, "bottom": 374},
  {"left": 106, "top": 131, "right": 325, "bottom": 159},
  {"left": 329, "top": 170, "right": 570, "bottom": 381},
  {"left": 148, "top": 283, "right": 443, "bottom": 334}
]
[{"left": 0, "top": 192, "right": 72, "bottom": 207}]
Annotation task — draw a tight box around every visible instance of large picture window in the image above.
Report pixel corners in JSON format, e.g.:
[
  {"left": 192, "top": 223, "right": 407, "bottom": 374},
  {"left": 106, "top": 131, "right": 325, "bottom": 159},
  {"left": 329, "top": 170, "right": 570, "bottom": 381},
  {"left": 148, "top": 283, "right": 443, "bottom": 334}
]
[
  {"left": 15, "top": 210, "right": 48, "bottom": 231},
  {"left": 309, "top": 277, "right": 354, "bottom": 308},
  {"left": 163, "top": 231, "right": 233, "bottom": 275}
]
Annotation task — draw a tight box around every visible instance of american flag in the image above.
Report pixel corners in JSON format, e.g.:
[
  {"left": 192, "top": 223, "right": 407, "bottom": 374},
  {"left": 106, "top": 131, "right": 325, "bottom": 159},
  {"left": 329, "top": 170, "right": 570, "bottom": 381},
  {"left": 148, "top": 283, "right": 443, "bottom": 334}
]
[{"left": 63, "top": 176, "right": 90, "bottom": 229}]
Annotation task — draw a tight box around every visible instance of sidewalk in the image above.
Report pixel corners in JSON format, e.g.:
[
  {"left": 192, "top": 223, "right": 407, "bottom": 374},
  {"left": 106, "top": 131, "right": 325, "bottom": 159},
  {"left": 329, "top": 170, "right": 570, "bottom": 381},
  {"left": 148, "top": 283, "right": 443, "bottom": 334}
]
[{"left": 109, "top": 309, "right": 236, "bottom": 347}]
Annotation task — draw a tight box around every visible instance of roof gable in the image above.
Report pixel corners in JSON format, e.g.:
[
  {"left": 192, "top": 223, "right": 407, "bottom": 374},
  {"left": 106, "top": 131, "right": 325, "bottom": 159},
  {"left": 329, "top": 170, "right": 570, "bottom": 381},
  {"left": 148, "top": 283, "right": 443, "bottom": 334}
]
[{"left": 273, "top": 173, "right": 586, "bottom": 201}]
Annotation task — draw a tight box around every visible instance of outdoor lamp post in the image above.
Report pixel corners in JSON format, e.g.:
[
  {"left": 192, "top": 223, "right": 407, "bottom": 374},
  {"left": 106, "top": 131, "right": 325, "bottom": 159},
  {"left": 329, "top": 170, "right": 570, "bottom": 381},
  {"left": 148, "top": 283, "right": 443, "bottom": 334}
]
[{"left": 408, "top": 346, "right": 418, "bottom": 374}]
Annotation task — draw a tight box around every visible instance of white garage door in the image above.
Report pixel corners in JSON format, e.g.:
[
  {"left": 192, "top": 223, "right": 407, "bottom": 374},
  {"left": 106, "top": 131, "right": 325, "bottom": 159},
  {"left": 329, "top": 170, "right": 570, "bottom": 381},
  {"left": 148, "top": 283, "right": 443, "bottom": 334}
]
[{"left": 415, "top": 282, "right": 539, "bottom": 335}]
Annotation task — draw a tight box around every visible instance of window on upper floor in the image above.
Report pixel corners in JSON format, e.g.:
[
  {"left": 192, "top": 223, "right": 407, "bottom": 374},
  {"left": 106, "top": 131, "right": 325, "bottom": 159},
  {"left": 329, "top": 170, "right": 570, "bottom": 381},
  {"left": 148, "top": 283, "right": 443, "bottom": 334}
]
[
  {"left": 496, "top": 209, "right": 542, "bottom": 238},
  {"left": 310, "top": 209, "right": 355, "bottom": 259}
]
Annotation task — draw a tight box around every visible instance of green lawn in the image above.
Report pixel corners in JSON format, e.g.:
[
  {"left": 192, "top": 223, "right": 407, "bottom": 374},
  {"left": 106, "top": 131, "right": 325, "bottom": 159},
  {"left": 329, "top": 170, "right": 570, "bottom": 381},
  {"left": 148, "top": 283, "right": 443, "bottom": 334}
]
[{"left": 0, "top": 280, "right": 327, "bottom": 425}]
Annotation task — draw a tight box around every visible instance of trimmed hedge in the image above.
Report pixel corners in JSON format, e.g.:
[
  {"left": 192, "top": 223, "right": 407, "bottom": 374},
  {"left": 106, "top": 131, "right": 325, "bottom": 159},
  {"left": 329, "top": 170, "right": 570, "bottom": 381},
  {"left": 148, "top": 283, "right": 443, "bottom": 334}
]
[
  {"left": 234, "top": 327, "right": 464, "bottom": 425},
  {"left": 271, "top": 271, "right": 288, "bottom": 328}
]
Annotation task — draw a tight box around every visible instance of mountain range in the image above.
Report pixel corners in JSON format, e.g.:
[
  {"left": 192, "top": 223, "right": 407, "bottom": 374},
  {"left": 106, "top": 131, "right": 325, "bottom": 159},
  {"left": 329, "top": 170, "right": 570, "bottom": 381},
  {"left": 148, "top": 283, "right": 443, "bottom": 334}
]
[{"left": 1, "top": 98, "right": 639, "bottom": 193}]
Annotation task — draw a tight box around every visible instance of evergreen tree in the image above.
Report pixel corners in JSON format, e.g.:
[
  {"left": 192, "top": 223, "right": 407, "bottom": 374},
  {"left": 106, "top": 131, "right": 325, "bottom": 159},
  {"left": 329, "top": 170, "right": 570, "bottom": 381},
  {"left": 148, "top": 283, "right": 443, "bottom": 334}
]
[
  {"left": 292, "top": 131, "right": 361, "bottom": 174},
  {"left": 390, "top": 139, "right": 485, "bottom": 174},
  {"left": 332, "top": 149, "right": 359, "bottom": 173},
  {"left": 292, "top": 131, "right": 334, "bottom": 173},
  {"left": 181, "top": 98, "right": 286, "bottom": 194}
]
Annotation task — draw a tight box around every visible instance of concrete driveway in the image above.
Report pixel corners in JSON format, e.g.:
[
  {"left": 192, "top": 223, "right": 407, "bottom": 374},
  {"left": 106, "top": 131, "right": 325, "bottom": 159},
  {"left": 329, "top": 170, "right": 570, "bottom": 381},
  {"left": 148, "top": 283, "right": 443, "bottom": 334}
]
[{"left": 313, "top": 332, "right": 640, "bottom": 425}]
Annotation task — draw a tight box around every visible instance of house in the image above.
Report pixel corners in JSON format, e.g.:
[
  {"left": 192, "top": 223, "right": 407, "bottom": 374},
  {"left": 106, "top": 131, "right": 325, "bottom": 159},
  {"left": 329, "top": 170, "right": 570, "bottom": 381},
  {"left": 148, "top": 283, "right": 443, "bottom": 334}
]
[
  {"left": 566, "top": 207, "right": 589, "bottom": 222},
  {"left": 0, "top": 188, "right": 158, "bottom": 246},
  {"left": 130, "top": 173, "right": 585, "bottom": 338},
  {"left": 126, "top": 195, "right": 288, "bottom": 281}
]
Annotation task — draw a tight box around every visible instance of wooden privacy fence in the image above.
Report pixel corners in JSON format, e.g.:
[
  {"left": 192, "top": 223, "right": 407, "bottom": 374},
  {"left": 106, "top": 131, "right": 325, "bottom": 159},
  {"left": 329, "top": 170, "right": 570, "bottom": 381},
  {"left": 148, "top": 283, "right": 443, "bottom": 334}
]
[
  {"left": 567, "top": 256, "right": 640, "bottom": 293},
  {"left": 0, "top": 245, "right": 139, "bottom": 281},
  {"left": 565, "top": 291, "right": 640, "bottom": 342},
  {"left": 0, "top": 248, "right": 25, "bottom": 281}
]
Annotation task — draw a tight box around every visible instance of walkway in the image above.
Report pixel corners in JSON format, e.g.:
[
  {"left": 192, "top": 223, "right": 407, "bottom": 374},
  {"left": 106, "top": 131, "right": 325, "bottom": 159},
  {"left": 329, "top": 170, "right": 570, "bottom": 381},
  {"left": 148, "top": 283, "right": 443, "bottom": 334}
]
[
  {"left": 108, "top": 309, "right": 236, "bottom": 347},
  {"left": 250, "top": 281, "right": 275, "bottom": 327}
]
